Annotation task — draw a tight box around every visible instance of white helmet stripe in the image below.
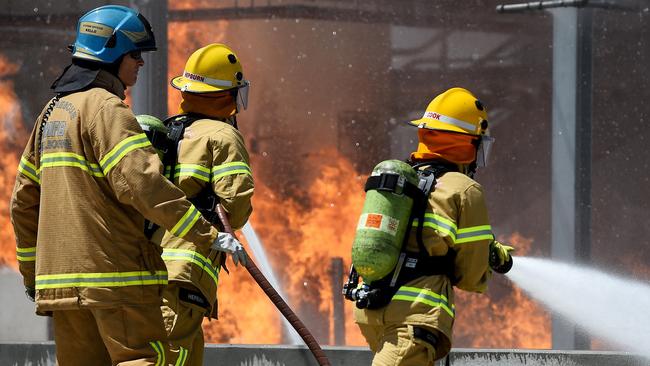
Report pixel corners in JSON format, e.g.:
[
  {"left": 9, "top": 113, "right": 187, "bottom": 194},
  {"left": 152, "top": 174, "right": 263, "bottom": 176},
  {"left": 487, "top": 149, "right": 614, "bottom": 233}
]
[
  {"left": 422, "top": 111, "right": 476, "bottom": 132},
  {"left": 182, "top": 71, "right": 233, "bottom": 88}
]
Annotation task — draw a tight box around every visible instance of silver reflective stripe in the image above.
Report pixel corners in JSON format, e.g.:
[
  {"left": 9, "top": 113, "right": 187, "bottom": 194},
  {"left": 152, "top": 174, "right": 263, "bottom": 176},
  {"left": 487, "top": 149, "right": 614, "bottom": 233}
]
[
  {"left": 100, "top": 133, "right": 151, "bottom": 173},
  {"left": 423, "top": 111, "right": 476, "bottom": 132},
  {"left": 16, "top": 247, "right": 36, "bottom": 262},
  {"left": 392, "top": 286, "right": 455, "bottom": 318},
  {"left": 211, "top": 162, "right": 252, "bottom": 181},
  {"left": 35, "top": 271, "right": 168, "bottom": 289},
  {"left": 170, "top": 205, "right": 202, "bottom": 238},
  {"left": 18, "top": 156, "right": 40, "bottom": 184},
  {"left": 162, "top": 249, "right": 219, "bottom": 286},
  {"left": 41, "top": 153, "right": 104, "bottom": 177}
]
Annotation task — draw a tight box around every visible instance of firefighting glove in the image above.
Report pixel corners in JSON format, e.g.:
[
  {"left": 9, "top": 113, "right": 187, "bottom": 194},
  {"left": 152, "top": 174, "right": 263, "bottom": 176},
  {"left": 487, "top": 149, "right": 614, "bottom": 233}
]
[
  {"left": 211, "top": 232, "right": 248, "bottom": 267},
  {"left": 25, "top": 287, "right": 35, "bottom": 302},
  {"left": 489, "top": 241, "right": 514, "bottom": 274}
]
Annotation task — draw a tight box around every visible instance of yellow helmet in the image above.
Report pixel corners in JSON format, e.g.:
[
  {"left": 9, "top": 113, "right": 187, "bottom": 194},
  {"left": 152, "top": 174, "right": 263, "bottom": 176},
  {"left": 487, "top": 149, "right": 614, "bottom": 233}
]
[
  {"left": 408, "top": 87, "right": 495, "bottom": 167},
  {"left": 407, "top": 87, "right": 489, "bottom": 136},
  {"left": 171, "top": 43, "right": 250, "bottom": 110}
]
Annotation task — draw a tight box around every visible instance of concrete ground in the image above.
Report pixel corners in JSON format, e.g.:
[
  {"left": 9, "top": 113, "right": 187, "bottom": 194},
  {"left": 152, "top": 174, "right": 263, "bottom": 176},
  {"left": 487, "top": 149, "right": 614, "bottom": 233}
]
[{"left": 1, "top": 343, "right": 648, "bottom": 366}]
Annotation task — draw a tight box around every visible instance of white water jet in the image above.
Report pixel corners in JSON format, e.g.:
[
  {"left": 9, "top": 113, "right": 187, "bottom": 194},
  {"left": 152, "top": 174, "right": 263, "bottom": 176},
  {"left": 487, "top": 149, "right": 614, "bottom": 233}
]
[
  {"left": 242, "top": 222, "right": 302, "bottom": 344},
  {"left": 506, "top": 256, "right": 650, "bottom": 358}
]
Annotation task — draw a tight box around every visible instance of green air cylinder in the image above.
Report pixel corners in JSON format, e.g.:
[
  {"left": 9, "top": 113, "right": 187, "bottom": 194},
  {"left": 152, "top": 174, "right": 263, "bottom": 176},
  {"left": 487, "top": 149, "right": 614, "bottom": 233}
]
[
  {"left": 352, "top": 159, "right": 419, "bottom": 283},
  {"left": 136, "top": 114, "right": 168, "bottom": 159}
]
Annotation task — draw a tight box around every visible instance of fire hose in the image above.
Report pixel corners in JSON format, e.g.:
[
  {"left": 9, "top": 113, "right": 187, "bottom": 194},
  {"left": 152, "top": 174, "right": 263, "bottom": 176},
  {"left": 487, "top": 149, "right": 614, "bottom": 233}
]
[{"left": 214, "top": 204, "right": 331, "bottom": 366}]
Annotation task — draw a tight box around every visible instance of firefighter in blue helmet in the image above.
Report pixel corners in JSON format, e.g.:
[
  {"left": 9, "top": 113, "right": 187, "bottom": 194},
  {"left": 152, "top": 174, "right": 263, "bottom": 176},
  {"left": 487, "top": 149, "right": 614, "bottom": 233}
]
[{"left": 10, "top": 5, "right": 242, "bottom": 366}]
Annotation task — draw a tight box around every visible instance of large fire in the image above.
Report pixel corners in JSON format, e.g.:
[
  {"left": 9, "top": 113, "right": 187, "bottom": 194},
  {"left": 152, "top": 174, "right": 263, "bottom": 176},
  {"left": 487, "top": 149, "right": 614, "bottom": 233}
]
[
  {"left": 0, "top": 55, "right": 27, "bottom": 271},
  {"left": 0, "top": 3, "right": 628, "bottom": 351}
]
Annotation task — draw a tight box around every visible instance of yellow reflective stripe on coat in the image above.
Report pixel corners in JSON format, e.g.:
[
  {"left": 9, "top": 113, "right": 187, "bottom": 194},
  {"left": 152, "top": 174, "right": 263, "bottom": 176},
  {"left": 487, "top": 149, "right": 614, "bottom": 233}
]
[
  {"left": 211, "top": 161, "right": 252, "bottom": 181},
  {"left": 170, "top": 205, "right": 202, "bottom": 238},
  {"left": 40, "top": 152, "right": 104, "bottom": 177},
  {"left": 34, "top": 270, "right": 168, "bottom": 289},
  {"left": 175, "top": 346, "right": 188, "bottom": 366},
  {"left": 456, "top": 225, "right": 494, "bottom": 243},
  {"left": 412, "top": 213, "right": 493, "bottom": 244},
  {"left": 100, "top": 133, "right": 151, "bottom": 173},
  {"left": 149, "top": 340, "right": 165, "bottom": 366},
  {"left": 162, "top": 248, "right": 219, "bottom": 286},
  {"left": 412, "top": 213, "right": 458, "bottom": 240},
  {"left": 16, "top": 246, "right": 36, "bottom": 262},
  {"left": 165, "top": 164, "right": 211, "bottom": 182},
  {"left": 392, "top": 285, "right": 455, "bottom": 318},
  {"left": 18, "top": 156, "right": 40, "bottom": 184}
]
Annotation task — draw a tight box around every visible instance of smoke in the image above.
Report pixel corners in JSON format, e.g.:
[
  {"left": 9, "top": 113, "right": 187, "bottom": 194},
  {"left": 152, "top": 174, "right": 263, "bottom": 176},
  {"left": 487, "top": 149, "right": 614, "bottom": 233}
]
[{"left": 506, "top": 256, "right": 650, "bottom": 358}]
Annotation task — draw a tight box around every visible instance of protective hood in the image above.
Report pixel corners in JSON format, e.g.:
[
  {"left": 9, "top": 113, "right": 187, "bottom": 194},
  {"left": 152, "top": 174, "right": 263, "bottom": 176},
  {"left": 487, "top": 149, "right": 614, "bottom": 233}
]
[
  {"left": 410, "top": 129, "right": 477, "bottom": 164},
  {"left": 178, "top": 91, "right": 237, "bottom": 119},
  {"left": 51, "top": 62, "right": 101, "bottom": 94},
  {"left": 51, "top": 60, "right": 125, "bottom": 99}
]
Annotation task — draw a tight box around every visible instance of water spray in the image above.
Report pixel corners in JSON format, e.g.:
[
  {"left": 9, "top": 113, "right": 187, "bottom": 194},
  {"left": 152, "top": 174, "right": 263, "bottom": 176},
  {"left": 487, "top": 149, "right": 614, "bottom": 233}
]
[
  {"left": 506, "top": 256, "right": 650, "bottom": 359},
  {"left": 241, "top": 222, "right": 302, "bottom": 344},
  {"left": 215, "top": 204, "right": 332, "bottom": 366}
]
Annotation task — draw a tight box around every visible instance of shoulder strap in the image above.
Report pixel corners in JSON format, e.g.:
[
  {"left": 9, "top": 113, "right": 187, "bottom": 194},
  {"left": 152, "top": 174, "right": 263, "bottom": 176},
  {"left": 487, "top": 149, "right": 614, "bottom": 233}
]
[
  {"left": 411, "top": 160, "right": 458, "bottom": 254},
  {"left": 143, "top": 114, "right": 200, "bottom": 240},
  {"left": 162, "top": 113, "right": 201, "bottom": 182},
  {"left": 414, "top": 168, "right": 437, "bottom": 253}
]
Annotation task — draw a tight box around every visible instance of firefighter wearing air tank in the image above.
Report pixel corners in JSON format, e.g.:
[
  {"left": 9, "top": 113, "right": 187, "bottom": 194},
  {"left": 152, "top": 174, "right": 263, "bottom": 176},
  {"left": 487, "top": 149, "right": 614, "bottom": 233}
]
[
  {"left": 349, "top": 87, "right": 514, "bottom": 365},
  {"left": 146, "top": 44, "right": 254, "bottom": 366}
]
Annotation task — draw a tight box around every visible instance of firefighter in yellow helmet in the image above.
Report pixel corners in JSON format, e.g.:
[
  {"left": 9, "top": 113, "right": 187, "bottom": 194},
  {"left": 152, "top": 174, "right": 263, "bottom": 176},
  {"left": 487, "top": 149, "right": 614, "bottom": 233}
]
[
  {"left": 149, "top": 43, "right": 254, "bottom": 366},
  {"left": 352, "top": 87, "right": 514, "bottom": 365},
  {"left": 9, "top": 6, "right": 239, "bottom": 366}
]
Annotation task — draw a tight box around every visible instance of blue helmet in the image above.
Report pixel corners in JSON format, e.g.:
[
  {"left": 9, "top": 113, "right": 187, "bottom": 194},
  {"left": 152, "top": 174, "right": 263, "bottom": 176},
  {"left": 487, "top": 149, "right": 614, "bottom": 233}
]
[{"left": 71, "top": 5, "right": 156, "bottom": 64}]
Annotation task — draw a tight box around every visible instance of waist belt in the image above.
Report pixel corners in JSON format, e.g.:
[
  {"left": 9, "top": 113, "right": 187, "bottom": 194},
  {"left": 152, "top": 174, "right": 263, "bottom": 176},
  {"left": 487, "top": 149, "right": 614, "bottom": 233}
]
[{"left": 361, "top": 250, "right": 455, "bottom": 310}]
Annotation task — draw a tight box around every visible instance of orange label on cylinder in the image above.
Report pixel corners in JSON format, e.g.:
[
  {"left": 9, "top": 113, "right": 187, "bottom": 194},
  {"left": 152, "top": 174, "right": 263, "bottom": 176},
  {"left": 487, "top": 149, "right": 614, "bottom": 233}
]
[{"left": 365, "top": 214, "right": 383, "bottom": 228}]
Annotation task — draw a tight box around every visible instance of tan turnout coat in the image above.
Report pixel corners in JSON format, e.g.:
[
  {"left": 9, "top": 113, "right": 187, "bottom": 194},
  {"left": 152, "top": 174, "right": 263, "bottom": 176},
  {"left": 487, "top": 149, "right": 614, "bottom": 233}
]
[
  {"left": 355, "top": 170, "right": 493, "bottom": 359},
  {"left": 10, "top": 71, "right": 219, "bottom": 313},
  {"left": 153, "top": 116, "right": 254, "bottom": 313}
]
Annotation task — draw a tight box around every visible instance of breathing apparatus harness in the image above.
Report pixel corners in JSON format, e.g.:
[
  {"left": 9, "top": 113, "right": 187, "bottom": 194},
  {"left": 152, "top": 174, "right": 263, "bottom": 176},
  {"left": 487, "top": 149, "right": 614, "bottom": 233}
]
[
  {"left": 143, "top": 113, "right": 234, "bottom": 238},
  {"left": 343, "top": 160, "right": 458, "bottom": 310}
]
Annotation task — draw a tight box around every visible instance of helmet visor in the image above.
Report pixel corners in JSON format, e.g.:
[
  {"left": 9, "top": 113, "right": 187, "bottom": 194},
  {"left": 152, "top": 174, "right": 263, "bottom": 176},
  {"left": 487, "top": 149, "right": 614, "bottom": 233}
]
[
  {"left": 236, "top": 81, "right": 250, "bottom": 111},
  {"left": 476, "top": 135, "right": 495, "bottom": 167}
]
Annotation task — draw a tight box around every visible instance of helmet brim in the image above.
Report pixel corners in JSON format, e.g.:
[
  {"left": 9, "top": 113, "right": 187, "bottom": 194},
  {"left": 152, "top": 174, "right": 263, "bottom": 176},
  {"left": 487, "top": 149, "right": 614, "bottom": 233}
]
[
  {"left": 406, "top": 118, "right": 470, "bottom": 134},
  {"left": 170, "top": 75, "right": 231, "bottom": 93}
]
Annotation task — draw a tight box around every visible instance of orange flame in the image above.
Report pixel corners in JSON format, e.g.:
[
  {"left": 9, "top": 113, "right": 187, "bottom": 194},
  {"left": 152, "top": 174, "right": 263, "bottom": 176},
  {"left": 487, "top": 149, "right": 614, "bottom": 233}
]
[
  {"left": 202, "top": 148, "right": 367, "bottom": 345},
  {"left": 0, "top": 55, "right": 27, "bottom": 271},
  {"left": 454, "top": 233, "right": 551, "bottom": 348}
]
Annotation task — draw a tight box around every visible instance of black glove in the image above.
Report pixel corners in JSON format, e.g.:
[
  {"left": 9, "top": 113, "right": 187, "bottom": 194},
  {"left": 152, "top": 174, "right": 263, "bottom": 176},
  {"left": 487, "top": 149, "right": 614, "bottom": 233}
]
[
  {"left": 489, "top": 241, "right": 514, "bottom": 274},
  {"left": 25, "top": 287, "right": 35, "bottom": 302}
]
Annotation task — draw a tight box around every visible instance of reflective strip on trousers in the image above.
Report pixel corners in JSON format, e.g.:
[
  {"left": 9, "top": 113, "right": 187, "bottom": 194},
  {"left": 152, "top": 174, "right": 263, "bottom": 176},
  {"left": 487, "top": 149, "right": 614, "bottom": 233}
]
[
  {"left": 175, "top": 346, "right": 188, "bottom": 366},
  {"left": 162, "top": 248, "right": 219, "bottom": 286},
  {"left": 170, "top": 205, "right": 202, "bottom": 238},
  {"left": 18, "top": 156, "right": 40, "bottom": 184},
  {"left": 149, "top": 340, "right": 166, "bottom": 366},
  {"left": 100, "top": 133, "right": 151, "bottom": 173},
  {"left": 35, "top": 270, "right": 168, "bottom": 289},
  {"left": 16, "top": 246, "right": 36, "bottom": 262},
  {"left": 211, "top": 161, "right": 252, "bottom": 180},
  {"left": 392, "top": 286, "right": 455, "bottom": 318},
  {"left": 40, "top": 152, "right": 104, "bottom": 177}
]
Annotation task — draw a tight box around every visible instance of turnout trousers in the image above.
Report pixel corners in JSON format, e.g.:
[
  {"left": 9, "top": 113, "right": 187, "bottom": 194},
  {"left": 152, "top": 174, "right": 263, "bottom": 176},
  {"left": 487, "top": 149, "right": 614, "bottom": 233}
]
[
  {"left": 358, "top": 323, "right": 439, "bottom": 366},
  {"left": 52, "top": 304, "right": 168, "bottom": 366},
  {"left": 161, "top": 283, "right": 208, "bottom": 366}
]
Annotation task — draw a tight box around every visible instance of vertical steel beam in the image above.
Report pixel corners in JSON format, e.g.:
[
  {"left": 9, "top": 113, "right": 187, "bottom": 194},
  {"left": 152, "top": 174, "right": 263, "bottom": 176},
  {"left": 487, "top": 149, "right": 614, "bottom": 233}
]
[
  {"left": 550, "top": 6, "right": 592, "bottom": 350},
  {"left": 129, "top": 0, "right": 168, "bottom": 118},
  {"left": 330, "top": 257, "right": 346, "bottom": 345}
]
